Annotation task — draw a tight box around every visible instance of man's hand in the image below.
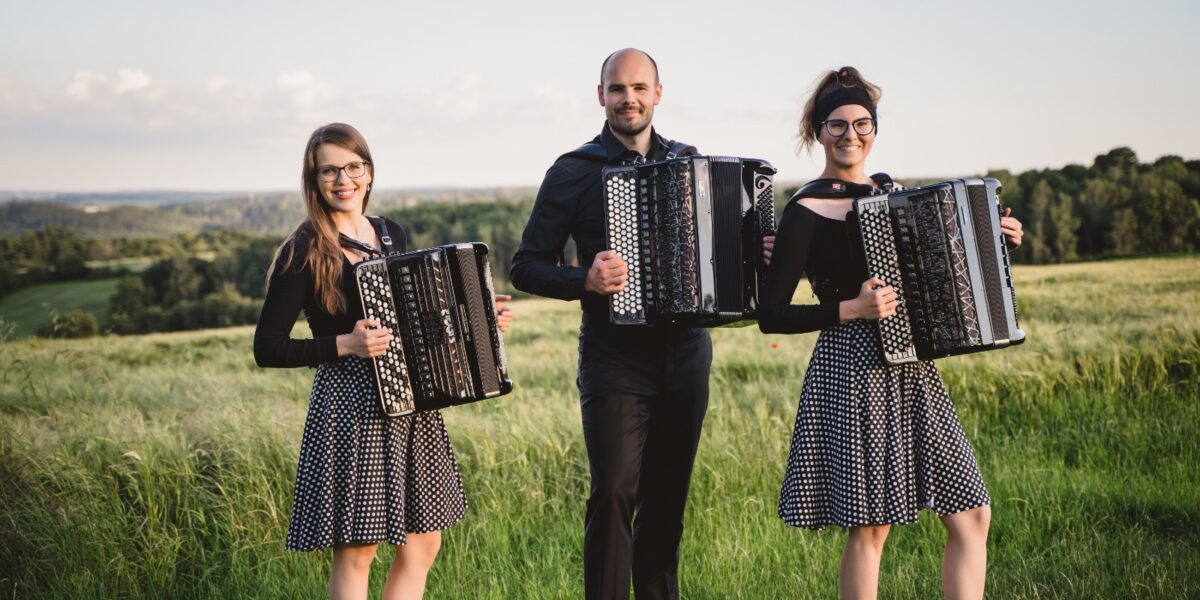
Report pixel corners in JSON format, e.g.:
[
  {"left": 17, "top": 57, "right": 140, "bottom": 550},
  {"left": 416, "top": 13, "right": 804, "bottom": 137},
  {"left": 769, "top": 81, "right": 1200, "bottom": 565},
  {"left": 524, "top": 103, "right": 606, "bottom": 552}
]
[{"left": 585, "top": 250, "right": 628, "bottom": 295}]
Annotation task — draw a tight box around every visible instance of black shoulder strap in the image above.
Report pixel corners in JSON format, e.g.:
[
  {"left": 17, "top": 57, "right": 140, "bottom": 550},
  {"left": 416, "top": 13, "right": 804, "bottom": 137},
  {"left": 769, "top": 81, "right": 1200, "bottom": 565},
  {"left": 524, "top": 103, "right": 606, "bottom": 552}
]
[
  {"left": 790, "top": 172, "right": 896, "bottom": 202},
  {"left": 558, "top": 141, "right": 609, "bottom": 163},
  {"left": 558, "top": 138, "right": 698, "bottom": 163},
  {"left": 870, "top": 172, "right": 897, "bottom": 192},
  {"left": 665, "top": 139, "right": 697, "bottom": 158},
  {"left": 364, "top": 215, "right": 407, "bottom": 255}
]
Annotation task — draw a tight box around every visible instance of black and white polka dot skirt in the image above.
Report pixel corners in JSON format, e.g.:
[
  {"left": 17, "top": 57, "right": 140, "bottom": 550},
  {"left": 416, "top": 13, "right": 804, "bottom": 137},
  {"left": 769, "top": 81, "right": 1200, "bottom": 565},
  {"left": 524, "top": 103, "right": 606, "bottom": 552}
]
[
  {"left": 778, "top": 319, "right": 990, "bottom": 530},
  {"left": 286, "top": 356, "right": 467, "bottom": 552}
]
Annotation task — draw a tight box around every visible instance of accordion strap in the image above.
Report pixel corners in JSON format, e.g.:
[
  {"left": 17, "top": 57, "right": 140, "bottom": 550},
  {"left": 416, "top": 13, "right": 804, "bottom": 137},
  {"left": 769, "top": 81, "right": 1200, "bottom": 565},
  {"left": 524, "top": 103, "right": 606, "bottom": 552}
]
[
  {"left": 790, "top": 172, "right": 896, "bottom": 202},
  {"left": 366, "top": 215, "right": 398, "bottom": 255},
  {"left": 338, "top": 216, "right": 399, "bottom": 259},
  {"left": 558, "top": 139, "right": 698, "bottom": 164}
]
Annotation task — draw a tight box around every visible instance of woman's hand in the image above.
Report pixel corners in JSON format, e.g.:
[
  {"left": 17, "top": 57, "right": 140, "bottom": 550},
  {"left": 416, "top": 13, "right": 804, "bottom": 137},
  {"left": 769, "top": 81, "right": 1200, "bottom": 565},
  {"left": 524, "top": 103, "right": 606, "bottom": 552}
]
[
  {"left": 337, "top": 319, "right": 393, "bottom": 358},
  {"left": 1000, "top": 207, "right": 1023, "bottom": 248},
  {"left": 494, "top": 294, "right": 514, "bottom": 332},
  {"left": 840, "top": 277, "right": 898, "bottom": 322},
  {"left": 762, "top": 234, "right": 776, "bottom": 266}
]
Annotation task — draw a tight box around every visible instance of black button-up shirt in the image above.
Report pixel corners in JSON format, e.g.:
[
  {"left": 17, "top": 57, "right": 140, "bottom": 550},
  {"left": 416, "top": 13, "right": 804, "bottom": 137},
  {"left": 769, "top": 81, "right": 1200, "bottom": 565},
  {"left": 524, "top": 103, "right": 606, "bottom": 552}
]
[{"left": 511, "top": 124, "right": 697, "bottom": 323}]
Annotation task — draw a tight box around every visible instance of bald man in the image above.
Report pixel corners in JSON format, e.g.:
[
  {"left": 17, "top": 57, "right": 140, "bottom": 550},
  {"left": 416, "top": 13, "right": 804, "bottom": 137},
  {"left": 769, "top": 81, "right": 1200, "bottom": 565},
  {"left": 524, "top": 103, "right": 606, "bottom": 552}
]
[{"left": 511, "top": 48, "right": 709, "bottom": 600}]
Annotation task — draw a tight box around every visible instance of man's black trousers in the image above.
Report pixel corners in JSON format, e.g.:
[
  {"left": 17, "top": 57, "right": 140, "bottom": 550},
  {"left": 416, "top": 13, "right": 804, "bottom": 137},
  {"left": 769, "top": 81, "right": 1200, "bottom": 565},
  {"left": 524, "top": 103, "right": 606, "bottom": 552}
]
[{"left": 576, "top": 322, "right": 712, "bottom": 600}]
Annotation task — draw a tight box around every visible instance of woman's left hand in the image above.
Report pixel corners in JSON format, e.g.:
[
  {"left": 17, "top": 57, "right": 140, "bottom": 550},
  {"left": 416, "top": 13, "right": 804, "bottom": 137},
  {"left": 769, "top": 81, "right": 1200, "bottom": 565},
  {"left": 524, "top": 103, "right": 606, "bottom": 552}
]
[
  {"left": 762, "top": 234, "right": 776, "bottom": 266},
  {"left": 1000, "top": 208, "right": 1023, "bottom": 248},
  {"left": 495, "top": 294, "right": 514, "bottom": 332}
]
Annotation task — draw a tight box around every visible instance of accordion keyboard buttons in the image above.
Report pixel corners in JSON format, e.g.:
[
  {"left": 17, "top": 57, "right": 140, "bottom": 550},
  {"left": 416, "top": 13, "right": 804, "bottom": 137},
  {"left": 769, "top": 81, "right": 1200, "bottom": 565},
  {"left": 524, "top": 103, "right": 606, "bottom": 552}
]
[
  {"left": 356, "top": 263, "right": 415, "bottom": 416},
  {"left": 856, "top": 199, "right": 918, "bottom": 364},
  {"left": 605, "top": 173, "right": 645, "bottom": 322}
]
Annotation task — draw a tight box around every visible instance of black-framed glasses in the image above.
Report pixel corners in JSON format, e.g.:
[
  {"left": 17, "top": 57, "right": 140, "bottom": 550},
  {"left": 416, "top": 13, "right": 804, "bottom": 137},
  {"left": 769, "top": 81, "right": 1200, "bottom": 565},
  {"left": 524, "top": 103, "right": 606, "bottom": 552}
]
[
  {"left": 317, "top": 161, "right": 370, "bottom": 182},
  {"left": 822, "top": 118, "right": 876, "bottom": 138}
]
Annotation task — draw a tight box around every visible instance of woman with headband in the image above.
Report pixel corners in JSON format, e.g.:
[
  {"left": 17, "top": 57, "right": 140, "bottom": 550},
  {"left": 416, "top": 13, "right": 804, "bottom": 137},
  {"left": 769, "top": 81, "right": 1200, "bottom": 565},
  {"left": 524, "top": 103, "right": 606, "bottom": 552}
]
[{"left": 757, "top": 67, "right": 1023, "bottom": 599}]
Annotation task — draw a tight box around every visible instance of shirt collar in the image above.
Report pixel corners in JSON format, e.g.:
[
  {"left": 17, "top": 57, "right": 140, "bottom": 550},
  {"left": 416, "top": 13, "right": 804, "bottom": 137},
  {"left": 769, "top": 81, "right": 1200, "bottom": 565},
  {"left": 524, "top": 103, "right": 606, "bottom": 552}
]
[{"left": 598, "top": 122, "right": 670, "bottom": 163}]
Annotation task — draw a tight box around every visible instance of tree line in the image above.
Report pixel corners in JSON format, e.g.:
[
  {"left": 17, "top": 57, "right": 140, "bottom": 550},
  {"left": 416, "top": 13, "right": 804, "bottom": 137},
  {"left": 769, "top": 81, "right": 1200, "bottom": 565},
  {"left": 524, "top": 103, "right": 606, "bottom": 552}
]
[{"left": 4, "top": 146, "right": 1197, "bottom": 338}]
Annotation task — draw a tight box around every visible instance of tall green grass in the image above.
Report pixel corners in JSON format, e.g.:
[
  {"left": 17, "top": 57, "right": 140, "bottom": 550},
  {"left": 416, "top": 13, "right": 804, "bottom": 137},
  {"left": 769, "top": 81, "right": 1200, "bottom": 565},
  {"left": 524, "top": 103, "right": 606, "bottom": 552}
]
[{"left": 1, "top": 256, "right": 1197, "bottom": 598}]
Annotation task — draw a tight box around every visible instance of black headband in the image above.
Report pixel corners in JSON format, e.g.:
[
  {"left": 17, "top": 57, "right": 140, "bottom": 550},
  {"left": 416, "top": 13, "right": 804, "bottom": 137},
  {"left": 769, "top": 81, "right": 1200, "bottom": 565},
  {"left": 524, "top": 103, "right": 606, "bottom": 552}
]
[{"left": 812, "top": 86, "right": 878, "bottom": 131}]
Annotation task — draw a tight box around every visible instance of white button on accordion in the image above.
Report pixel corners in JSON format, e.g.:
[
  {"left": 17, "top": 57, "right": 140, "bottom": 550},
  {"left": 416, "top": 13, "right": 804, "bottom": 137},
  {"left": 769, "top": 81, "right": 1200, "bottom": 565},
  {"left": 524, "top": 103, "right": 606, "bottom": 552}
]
[
  {"left": 850, "top": 178, "right": 1025, "bottom": 365},
  {"left": 353, "top": 242, "right": 512, "bottom": 416},
  {"left": 601, "top": 155, "right": 777, "bottom": 327}
]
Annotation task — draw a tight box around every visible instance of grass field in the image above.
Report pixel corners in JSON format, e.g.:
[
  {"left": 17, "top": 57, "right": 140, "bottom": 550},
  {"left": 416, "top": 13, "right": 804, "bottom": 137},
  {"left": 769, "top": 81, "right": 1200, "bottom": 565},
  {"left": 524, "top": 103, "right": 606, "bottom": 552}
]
[
  {"left": 1, "top": 256, "right": 1197, "bottom": 599},
  {"left": 0, "top": 277, "right": 120, "bottom": 339}
]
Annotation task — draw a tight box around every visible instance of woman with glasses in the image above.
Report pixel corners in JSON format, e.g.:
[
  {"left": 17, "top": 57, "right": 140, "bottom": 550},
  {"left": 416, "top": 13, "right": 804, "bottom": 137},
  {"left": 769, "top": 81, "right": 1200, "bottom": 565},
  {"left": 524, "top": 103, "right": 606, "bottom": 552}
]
[
  {"left": 757, "top": 67, "right": 1023, "bottom": 599},
  {"left": 254, "top": 122, "right": 512, "bottom": 599}
]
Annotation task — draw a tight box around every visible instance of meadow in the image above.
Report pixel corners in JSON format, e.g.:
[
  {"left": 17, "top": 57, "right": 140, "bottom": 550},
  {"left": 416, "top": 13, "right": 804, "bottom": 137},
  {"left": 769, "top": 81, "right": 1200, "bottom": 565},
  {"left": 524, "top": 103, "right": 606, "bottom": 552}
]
[
  {"left": 1, "top": 256, "right": 1197, "bottom": 599},
  {"left": 0, "top": 277, "right": 120, "bottom": 338}
]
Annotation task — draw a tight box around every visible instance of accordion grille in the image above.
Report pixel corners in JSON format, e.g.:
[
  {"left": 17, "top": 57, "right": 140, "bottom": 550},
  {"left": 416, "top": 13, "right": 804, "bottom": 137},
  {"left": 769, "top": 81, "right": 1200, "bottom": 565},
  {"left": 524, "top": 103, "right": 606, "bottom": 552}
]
[
  {"left": 897, "top": 190, "right": 977, "bottom": 354},
  {"left": 967, "top": 184, "right": 1010, "bottom": 341},
  {"left": 453, "top": 246, "right": 500, "bottom": 395},
  {"left": 357, "top": 261, "right": 415, "bottom": 416},
  {"left": 604, "top": 171, "right": 645, "bottom": 323},
  {"left": 652, "top": 161, "right": 699, "bottom": 314},
  {"left": 857, "top": 197, "right": 916, "bottom": 363}
]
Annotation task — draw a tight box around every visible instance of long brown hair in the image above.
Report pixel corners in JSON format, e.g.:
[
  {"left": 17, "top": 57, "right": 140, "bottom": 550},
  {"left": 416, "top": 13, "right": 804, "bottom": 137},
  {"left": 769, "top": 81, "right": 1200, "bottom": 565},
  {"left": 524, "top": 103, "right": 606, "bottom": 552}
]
[
  {"left": 265, "top": 123, "right": 375, "bottom": 314},
  {"left": 797, "top": 66, "right": 882, "bottom": 155}
]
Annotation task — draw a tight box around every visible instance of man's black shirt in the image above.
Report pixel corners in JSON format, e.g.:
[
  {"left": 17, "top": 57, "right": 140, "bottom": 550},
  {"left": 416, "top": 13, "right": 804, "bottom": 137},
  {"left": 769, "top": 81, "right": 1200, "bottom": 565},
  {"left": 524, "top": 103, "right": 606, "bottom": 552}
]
[{"left": 510, "top": 123, "right": 697, "bottom": 323}]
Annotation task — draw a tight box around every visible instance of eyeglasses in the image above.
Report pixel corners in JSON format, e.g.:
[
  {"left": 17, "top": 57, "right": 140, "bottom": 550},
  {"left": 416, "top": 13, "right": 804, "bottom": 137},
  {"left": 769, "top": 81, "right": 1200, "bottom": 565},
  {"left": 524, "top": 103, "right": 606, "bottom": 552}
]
[
  {"left": 822, "top": 118, "right": 876, "bottom": 138},
  {"left": 316, "top": 161, "right": 370, "bottom": 183}
]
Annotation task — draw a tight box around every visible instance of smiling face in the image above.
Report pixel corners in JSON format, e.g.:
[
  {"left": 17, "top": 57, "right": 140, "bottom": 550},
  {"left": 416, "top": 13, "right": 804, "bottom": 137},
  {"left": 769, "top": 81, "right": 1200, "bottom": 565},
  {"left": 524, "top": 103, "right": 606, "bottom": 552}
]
[
  {"left": 597, "top": 50, "right": 662, "bottom": 138},
  {"left": 819, "top": 104, "right": 876, "bottom": 172},
  {"left": 314, "top": 143, "right": 372, "bottom": 216}
]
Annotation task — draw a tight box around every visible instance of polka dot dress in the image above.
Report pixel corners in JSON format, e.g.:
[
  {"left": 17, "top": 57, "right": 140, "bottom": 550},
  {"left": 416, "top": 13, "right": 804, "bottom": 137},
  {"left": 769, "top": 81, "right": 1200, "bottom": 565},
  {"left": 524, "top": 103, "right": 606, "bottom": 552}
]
[
  {"left": 778, "top": 319, "right": 990, "bottom": 529},
  {"left": 286, "top": 356, "right": 467, "bottom": 552}
]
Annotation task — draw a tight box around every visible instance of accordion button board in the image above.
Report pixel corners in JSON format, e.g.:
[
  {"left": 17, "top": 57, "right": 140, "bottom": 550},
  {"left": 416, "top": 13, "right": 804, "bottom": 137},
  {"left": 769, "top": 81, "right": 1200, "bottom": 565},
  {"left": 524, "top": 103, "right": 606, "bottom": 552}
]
[
  {"left": 355, "top": 243, "right": 513, "bottom": 417},
  {"left": 604, "top": 170, "right": 647, "bottom": 324}
]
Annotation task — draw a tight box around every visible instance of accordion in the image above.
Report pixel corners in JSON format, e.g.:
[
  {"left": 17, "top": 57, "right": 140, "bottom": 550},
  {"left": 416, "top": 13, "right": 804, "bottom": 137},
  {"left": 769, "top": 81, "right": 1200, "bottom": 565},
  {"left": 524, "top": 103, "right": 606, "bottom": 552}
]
[
  {"left": 601, "top": 155, "right": 777, "bottom": 327},
  {"left": 353, "top": 243, "right": 512, "bottom": 417},
  {"left": 850, "top": 178, "right": 1025, "bottom": 365}
]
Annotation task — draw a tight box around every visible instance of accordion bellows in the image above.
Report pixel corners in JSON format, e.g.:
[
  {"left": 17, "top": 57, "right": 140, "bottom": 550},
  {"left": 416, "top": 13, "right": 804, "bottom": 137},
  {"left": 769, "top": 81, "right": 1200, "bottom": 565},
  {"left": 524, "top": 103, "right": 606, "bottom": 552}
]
[
  {"left": 602, "top": 155, "right": 777, "bottom": 327},
  {"left": 354, "top": 243, "right": 512, "bottom": 416},
  {"left": 851, "top": 178, "right": 1025, "bottom": 365}
]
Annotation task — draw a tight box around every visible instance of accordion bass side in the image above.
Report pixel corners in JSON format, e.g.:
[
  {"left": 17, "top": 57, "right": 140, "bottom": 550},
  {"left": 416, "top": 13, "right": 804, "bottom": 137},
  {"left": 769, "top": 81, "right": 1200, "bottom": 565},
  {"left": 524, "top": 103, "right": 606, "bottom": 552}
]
[
  {"left": 602, "top": 155, "right": 777, "bottom": 327},
  {"left": 354, "top": 243, "right": 512, "bottom": 416},
  {"left": 851, "top": 178, "right": 1025, "bottom": 365}
]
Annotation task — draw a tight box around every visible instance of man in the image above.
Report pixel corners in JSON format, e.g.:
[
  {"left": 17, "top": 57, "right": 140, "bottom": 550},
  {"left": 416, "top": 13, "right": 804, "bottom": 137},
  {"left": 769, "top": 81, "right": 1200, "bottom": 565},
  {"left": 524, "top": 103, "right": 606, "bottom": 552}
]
[{"left": 510, "top": 48, "right": 712, "bottom": 600}]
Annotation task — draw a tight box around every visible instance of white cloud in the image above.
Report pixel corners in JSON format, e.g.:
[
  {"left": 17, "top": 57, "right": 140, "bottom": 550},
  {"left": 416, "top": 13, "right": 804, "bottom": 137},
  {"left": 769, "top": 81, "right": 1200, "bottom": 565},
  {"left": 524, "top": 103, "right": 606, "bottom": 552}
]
[
  {"left": 65, "top": 71, "right": 106, "bottom": 101},
  {"left": 114, "top": 68, "right": 152, "bottom": 95}
]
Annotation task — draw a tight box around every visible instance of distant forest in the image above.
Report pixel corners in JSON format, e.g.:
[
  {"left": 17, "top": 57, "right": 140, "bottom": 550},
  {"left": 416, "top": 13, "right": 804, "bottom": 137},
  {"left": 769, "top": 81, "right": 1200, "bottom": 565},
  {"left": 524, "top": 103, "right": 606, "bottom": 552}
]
[{"left": 1, "top": 146, "right": 1197, "bottom": 336}]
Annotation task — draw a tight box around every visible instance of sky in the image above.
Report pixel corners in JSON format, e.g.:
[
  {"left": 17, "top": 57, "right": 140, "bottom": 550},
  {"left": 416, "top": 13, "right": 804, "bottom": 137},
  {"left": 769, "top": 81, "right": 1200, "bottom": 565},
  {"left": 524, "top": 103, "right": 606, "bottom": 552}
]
[{"left": 1, "top": 0, "right": 1197, "bottom": 192}]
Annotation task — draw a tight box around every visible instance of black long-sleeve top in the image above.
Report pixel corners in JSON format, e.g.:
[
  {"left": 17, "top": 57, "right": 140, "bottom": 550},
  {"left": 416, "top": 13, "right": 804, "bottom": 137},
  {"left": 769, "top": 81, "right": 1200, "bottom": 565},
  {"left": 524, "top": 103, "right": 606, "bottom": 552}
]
[
  {"left": 756, "top": 202, "right": 870, "bottom": 334},
  {"left": 510, "top": 124, "right": 696, "bottom": 323},
  {"left": 253, "top": 219, "right": 407, "bottom": 368}
]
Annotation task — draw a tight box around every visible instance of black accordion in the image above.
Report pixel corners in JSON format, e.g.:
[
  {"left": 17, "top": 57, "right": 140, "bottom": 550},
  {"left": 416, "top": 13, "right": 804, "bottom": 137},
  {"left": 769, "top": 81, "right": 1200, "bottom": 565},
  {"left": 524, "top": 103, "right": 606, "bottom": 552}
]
[
  {"left": 353, "top": 243, "right": 512, "bottom": 416},
  {"left": 601, "top": 155, "right": 777, "bottom": 327},
  {"left": 850, "top": 178, "right": 1025, "bottom": 365}
]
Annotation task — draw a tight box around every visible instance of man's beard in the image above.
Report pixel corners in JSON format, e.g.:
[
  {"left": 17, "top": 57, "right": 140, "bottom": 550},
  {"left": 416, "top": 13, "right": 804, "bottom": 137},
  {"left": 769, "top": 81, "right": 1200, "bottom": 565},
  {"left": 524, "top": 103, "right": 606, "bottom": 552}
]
[{"left": 608, "top": 105, "right": 652, "bottom": 137}]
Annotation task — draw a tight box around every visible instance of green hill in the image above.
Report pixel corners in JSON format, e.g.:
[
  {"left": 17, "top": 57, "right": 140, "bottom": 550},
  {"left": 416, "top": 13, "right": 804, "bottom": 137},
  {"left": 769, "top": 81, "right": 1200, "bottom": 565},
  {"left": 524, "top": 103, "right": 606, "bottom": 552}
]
[
  {"left": 0, "top": 277, "right": 121, "bottom": 338},
  {"left": 1, "top": 256, "right": 1197, "bottom": 598}
]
